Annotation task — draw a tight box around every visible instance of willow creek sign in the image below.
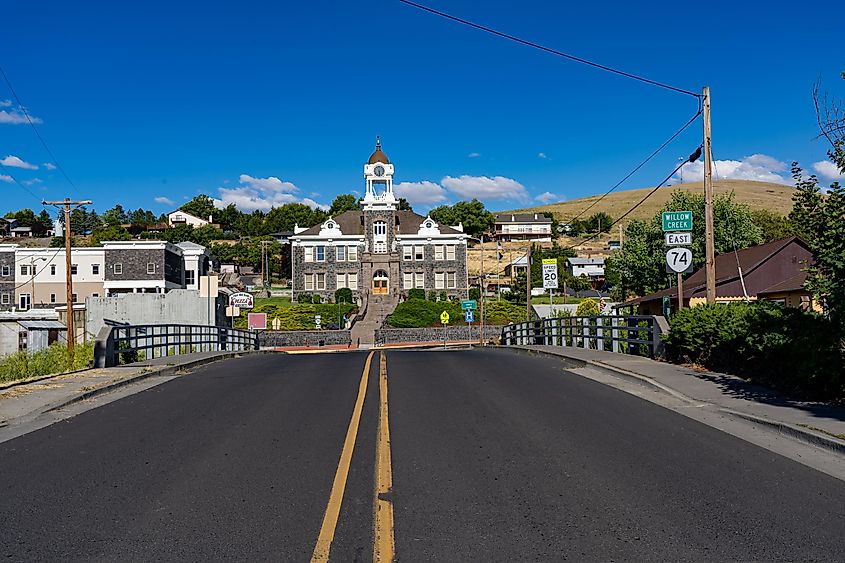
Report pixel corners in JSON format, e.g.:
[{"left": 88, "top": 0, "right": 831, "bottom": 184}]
[{"left": 229, "top": 292, "right": 255, "bottom": 309}]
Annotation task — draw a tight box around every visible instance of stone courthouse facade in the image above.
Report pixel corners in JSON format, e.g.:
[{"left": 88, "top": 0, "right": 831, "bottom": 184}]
[{"left": 291, "top": 141, "right": 469, "bottom": 304}]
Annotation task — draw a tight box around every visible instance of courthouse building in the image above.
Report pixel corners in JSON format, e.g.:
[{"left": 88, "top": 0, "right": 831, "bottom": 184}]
[{"left": 291, "top": 141, "right": 469, "bottom": 304}]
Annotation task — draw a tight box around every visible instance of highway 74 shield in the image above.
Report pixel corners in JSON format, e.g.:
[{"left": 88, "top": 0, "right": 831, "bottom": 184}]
[{"left": 665, "top": 247, "right": 693, "bottom": 274}]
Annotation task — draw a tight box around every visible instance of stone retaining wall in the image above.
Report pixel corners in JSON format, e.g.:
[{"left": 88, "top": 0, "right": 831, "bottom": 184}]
[
  {"left": 259, "top": 330, "right": 351, "bottom": 348},
  {"left": 376, "top": 325, "right": 505, "bottom": 345}
]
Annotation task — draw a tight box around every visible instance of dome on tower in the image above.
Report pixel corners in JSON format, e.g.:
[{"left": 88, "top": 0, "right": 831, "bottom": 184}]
[{"left": 367, "top": 138, "right": 390, "bottom": 164}]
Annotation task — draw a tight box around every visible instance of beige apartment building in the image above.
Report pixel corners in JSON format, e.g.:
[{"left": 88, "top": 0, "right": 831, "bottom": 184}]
[{"left": 14, "top": 247, "right": 106, "bottom": 310}]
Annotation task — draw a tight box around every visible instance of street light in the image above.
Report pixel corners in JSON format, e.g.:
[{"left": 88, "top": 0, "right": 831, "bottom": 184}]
[{"left": 28, "top": 256, "right": 47, "bottom": 310}]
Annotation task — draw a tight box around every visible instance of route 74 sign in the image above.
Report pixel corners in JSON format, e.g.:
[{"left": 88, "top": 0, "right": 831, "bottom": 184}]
[
  {"left": 541, "top": 259, "right": 559, "bottom": 289},
  {"left": 665, "top": 247, "right": 693, "bottom": 274}
]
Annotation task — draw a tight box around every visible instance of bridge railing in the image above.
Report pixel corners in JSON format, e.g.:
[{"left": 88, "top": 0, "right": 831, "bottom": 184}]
[
  {"left": 94, "top": 324, "right": 259, "bottom": 367},
  {"left": 501, "top": 315, "right": 665, "bottom": 359}
]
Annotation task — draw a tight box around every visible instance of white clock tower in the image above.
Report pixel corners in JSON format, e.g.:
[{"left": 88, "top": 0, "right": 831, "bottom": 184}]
[{"left": 362, "top": 137, "right": 396, "bottom": 210}]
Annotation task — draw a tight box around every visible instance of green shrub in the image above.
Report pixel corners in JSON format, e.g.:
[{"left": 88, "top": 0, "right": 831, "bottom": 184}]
[
  {"left": 439, "top": 290, "right": 448, "bottom": 302},
  {"left": 576, "top": 298, "right": 601, "bottom": 316},
  {"left": 312, "top": 294, "right": 321, "bottom": 304},
  {"left": 427, "top": 290, "right": 437, "bottom": 302},
  {"left": 234, "top": 303, "right": 356, "bottom": 330},
  {"left": 297, "top": 293, "right": 313, "bottom": 304},
  {"left": 483, "top": 300, "right": 527, "bottom": 324},
  {"left": 335, "top": 287, "right": 353, "bottom": 304},
  {"left": 407, "top": 288, "right": 425, "bottom": 300},
  {"left": 386, "top": 300, "right": 463, "bottom": 328},
  {"left": 664, "top": 302, "right": 844, "bottom": 401},
  {"left": 469, "top": 287, "right": 481, "bottom": 301}
]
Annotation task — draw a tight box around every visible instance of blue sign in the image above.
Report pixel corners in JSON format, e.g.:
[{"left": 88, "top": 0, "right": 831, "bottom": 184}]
[{"left": 464, "top": 310, "right": 474, "bottom": 323}]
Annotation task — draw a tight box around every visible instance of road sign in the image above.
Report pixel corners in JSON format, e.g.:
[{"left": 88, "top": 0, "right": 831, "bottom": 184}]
[
  {"left": 662, "top": 211, "right": 693, "bottom": 232},
  {"left": 225, "top": 305, "right": 240, "bottom": 317},
  {"left": 440, "top": 311, "right": 450, "bottom": 324},
  {"left": 465, "top": 310, "right": 474, "bottom": 323},
  {"left": 541, "top": 258, "right": 559, "bottom": 289},
  {"left": 247, "top": 312, "right": 266, "bottom": 330},
  {"left": 228, "top": 291, "right": 254, "bottom": 309},
  {"left": 665, "top": 232, "right": 692, "bottom": 246},
  {"left": 665, "top": 247, "right": 693, "bottom": 273},
  {"left": 460, "top": 299, "right": 477, "bottom": 311}
]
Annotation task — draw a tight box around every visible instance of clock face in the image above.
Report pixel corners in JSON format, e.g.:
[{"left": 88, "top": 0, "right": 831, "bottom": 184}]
[{"left": 374, "top": 165, "right": 385, "bottom": 177}]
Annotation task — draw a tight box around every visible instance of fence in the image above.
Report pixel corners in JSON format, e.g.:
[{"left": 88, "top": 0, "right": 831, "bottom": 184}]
[
  {"left": 501, "top": 315, "right": 665, "bottom": 358},
  {"left": 94, "top": 324, "right": 259, "bottom": 367}
]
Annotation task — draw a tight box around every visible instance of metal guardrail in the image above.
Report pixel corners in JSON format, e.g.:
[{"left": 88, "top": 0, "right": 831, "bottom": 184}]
[
  {"left": 501, "top": 315, "right": 664, "bottom": 358},
  {"left": 94, "top": 324, "right": 259, "bottom": 367}
]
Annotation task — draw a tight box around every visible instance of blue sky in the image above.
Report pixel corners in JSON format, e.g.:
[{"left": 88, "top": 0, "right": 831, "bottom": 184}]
[{"left": 1, "top": 0, "right": 843, "bottom": 218}]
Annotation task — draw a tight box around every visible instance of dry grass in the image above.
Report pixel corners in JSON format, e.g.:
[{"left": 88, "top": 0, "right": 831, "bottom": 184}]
[{"left": 503, "top": 179, "right": 794, "bottom": 226}]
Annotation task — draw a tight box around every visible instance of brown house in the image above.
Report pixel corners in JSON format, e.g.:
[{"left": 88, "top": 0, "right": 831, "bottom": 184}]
[{"left": 622, "top": 236, "right": 820, "bottom": 315}]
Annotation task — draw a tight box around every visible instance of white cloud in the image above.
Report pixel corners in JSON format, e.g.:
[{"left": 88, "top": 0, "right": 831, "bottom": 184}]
[
  {"left": 535, "top": 191, "right": 560, "bottom": 203},
  {"left": 212, "top": 174, "right": 327, "bottom": 212},
  {"left": 22, "top": 178, "right": 42, "bottom": 186},
  {"left": 812, "top": 160, "right": 845, "bottom": 182},
  {"left": 0, "top": 155, "right": 38, "bottom": 170},
  {"left": 395, "top": 181, "right": 448, "bottom": 206},
  {"left": 538, "top": 152, "right": 548, "bottom": 159},
  {"left": 441, "top": 175, "right": 529, "bottom": 202},
  {"left": 154, "top": 196, "right": 175, "bottom": 206},
  {"left": 0, "top": 174, "right": 13, "bottom": 183},
  {"left": 0, "top": 103, "right": 42, "bottom": 125},
  {"left": 674, "top": 153, "right": 789, "bottom": 184},
  {"left": 468, "top": 152, "right": 481, "bottom": 158},
  {"left": 43, "top": 162, "right": 56, "bottom": 171}
]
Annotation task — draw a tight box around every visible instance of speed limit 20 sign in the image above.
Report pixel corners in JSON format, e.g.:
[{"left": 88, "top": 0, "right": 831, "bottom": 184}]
[{"left": 541, "top": 258, "right": 559, "bottom": 289}]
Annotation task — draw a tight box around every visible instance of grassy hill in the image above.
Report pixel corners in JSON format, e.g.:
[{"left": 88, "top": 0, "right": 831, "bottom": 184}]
[{"left": 502, "top": 179, "right": 794, "bottom": 226}]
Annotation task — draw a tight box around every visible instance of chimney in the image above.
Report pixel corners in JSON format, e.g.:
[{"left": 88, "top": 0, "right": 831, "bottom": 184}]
[
  {"left": 534, "top": 213, "right": 538, "bottom": 220},
  {"left": 511, "top": 215, "right": 515, "bottom": 221}
]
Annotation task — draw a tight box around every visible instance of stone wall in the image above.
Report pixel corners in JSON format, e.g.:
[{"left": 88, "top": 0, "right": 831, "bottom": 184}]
[
  {"left": 259, "top": 330, "right": 352, "bottom": 348},
  {"left": 375, "top": 325, "right": 505, "bottom": 345},
  {"left": 0, "top": 250, "right": 15, "bottom": 311},
  {"left": 397, "top": 242, "right": 468, "bottom": 301},
  {"left": 292, "top": 243, "right": 365, "bottom": 303},
  {"left": 105, "top": 248, "right": 164, "bottom": 281}
]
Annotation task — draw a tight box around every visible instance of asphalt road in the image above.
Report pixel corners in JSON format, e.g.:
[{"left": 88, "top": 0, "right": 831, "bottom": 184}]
[{"left": 2, "top": 349, "right": 845, "bottom": 562}]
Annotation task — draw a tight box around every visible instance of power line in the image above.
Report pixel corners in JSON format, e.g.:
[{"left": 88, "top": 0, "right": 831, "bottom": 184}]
[
  {"left": 563, "top": 146, "right": 702, "bottom": 252},
  {"left": 565, "top": 106, "right": 702, "bottom": 225},
  {"left": 0, "top": 65, "right": 78, "bottom": 191},
  {"left": 398, "top": 0, "right": 701, "bottom": 98},
  {"left": 0, "top": 163, "right": 45, "bottom": 204}
]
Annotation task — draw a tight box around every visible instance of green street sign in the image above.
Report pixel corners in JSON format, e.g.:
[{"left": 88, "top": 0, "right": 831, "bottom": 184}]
[
  {"left": 662, "top": 211, "right": 693, "bottom": 232},
  {"left": 461, "top": 299, "right": 477, "bottom": 310}
]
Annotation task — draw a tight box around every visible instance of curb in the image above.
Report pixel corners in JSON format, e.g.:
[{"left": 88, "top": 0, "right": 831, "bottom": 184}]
[
  {"left": 502, "top": 345, "right": 845, "bottom": 456},
  {"left": 44, "top": 350, "right": 276, "bottom": 413}
]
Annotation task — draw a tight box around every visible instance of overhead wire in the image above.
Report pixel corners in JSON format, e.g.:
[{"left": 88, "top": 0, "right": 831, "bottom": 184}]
[
  {"left": 0, "top": 64, "right": 78, "bottom": 191},
  {"left": 397, "top": 0, "right": 701, "bottom": 98}
]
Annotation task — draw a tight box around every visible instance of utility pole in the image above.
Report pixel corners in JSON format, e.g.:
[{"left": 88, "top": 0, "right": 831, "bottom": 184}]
[
  {"left": 479, "top": 235, "right": 485, "bottom": 346},
  {"left": 43, "top": 198, "right": 92, "bottom": 358},
  {"left": 525, "top": 248, "right": 532, "bottom": 321},
  {"left": 702, "top": 86, "right": 716, "bottom": 304}
]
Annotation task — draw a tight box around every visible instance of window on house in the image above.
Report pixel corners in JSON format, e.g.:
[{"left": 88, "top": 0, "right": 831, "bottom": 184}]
[
  {"left": 50, "top": 293, "right": 56, "bottom": 303},
  {"left": 434, "top": 245, "right": 445, "bottom": 260},
  {"left": 304, "top": 274, "right": 314, "bottom": 291},
  {"left": 304, "top": 247, "right": 314, "bottom": 262},
  {"left": 415, "top": 272, "right": 425, "bottom": 289},
  {"left": 374, "top": 241, "right": 387, "bottom": 253},
  {"left": 92, "top": 264, "right": 99, "bottom": 275},
  {"left": 435, "top": 272, "right": 445, "bottom": 289},
  {"left": 336, "top": 273, "right": 346, "bottom": 289},
  {"left": 315, "top": 273, "right": 326, "bottom": 290},
  {"left": 403, "top": 246, "right": 413, "bottom": 261},
  {"left": 403, "top": 272, "right": 413, "bottom": 289},
  {"left": 147, "top": 263, "right": 156, "bottom": 274},
  {"left": 71, "top": 264, "right": 78, "bottom": 275},
  {"left": 72, "top": 293, "right": 78, "bottom": 303},
  {"left": 0, "top": 293, "right": 9, "bottom": 305},
  {"left": 414, "top": 245, "right": 424, "bottom": 261},
  {"left": 185, "top": 270, "right": 195, "bottom": 286},
  {"left": 20, "top": 265, "right": 28, "bottom": 276},
  {"left": 446, "top": 272, "right": 457, "bottom": 289},
  {"left": 347, "top": 246, "right": 358, "bottom": 261},
  {"left": 92, "top": 293, "right": 99, "bottom": 298},
  {"left": 336, "top": 246, "right": 346, "bottom": 262},
  {"left": 373, "top": 221, "right": 387, "bottom": 236},
  {"left": 50, "top": 265, "right": 56, "bottom": 275},
  {"left": 0, "top": 265, "right": 9, "bottom": 276},
  {"left": 114, "top": 263, "right": 123, "bottom": 275},
  {"left": 348, "top": 273, "right": 358, "bottom": 290},
  {"left": 446, "top": 245, "right": 456, "bottom": 260},
  {"left": 315, "top": 246, "right": 325, "bottom": 262}
]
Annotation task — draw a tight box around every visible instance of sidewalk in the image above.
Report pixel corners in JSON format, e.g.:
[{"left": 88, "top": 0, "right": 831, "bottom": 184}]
[
  {"left": 0, "top": 350, "right": 268, "bottom": 442},
  {"left": 514, "top": 345, "right": 845, "bottom": 452}
]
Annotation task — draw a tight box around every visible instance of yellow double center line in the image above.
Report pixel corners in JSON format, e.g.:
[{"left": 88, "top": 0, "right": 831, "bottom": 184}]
[{"left": 310, "top": 350, "right": 395, "bottom": 563}]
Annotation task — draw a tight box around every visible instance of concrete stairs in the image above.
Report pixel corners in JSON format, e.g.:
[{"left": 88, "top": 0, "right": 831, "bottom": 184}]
[{"left": 351, "top": 293, "right": 399, "bottom": 348}]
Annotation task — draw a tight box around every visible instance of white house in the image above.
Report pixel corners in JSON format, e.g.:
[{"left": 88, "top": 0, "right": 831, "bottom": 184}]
[
  {"left": 566, "top": 257, "right": 606, "bottom": 287},
  {"left": 494, "top": 213, "right": 553, "bottom": 242},
  {"left": 177, "top": 241, "right": 215, "bottom": 291},
  {"left": 167, "top": 210, "right": 211, "bottom": 228}
]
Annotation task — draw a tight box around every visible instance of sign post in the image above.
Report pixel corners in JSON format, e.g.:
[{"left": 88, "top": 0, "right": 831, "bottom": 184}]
[
  {"left": 440, "top": 310, "right": 450, "bottom": 349},
  {"left": 662, "top": 212, "right": 693, "bottom": 315},
  {"left": 542, "top": 259, "right": 559, "bottom": 316}
]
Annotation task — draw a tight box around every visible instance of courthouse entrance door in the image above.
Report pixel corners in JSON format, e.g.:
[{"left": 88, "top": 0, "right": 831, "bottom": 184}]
[{"left": 372, "top": 270, "right": 389, "bottom": 295}]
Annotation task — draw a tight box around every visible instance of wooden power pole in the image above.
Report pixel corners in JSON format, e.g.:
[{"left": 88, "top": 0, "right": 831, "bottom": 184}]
[
  {"left": 702, "top": 86, "right": 716, "bottom": 304},
  {"left": 43, "top": 198, "right": 92, "bottom": 358},
  {"left": 525, "top": 249, "right": 532, "bottom": 321}
]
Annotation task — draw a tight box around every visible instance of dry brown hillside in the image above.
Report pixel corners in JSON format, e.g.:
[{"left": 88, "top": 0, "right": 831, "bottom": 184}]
[{"left": 503, "top": 179, "right": 794, "bottom": 227}]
